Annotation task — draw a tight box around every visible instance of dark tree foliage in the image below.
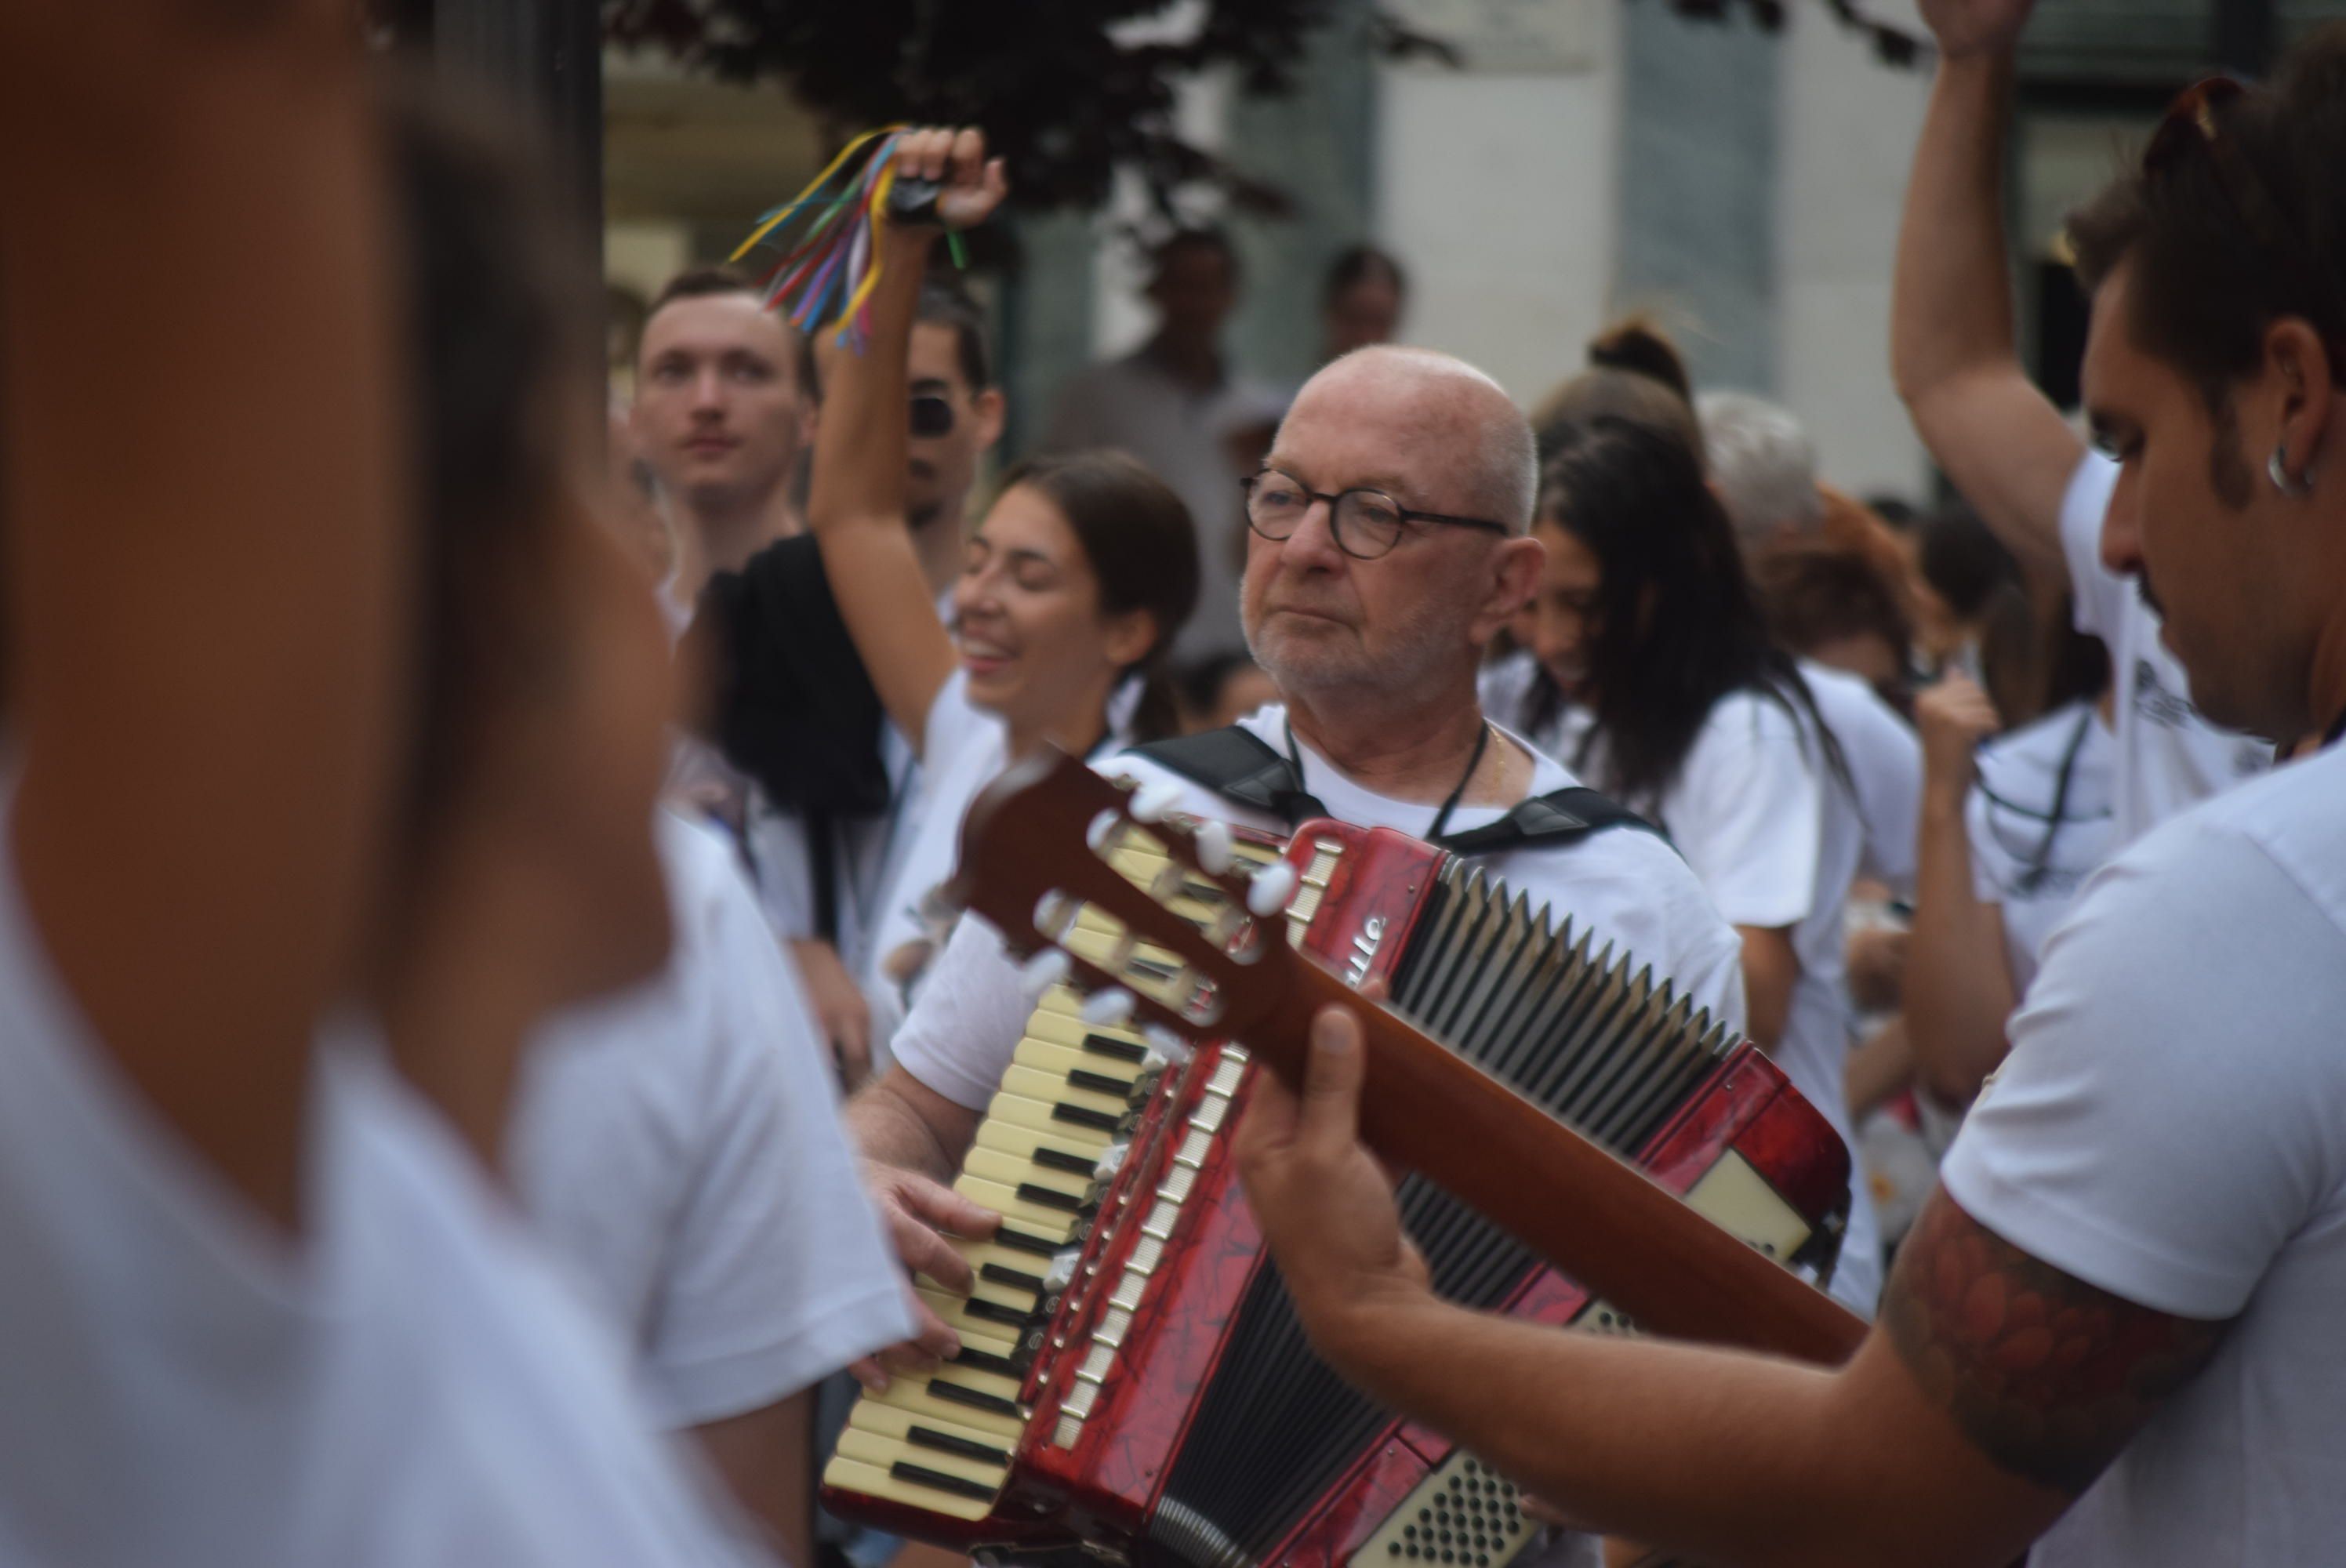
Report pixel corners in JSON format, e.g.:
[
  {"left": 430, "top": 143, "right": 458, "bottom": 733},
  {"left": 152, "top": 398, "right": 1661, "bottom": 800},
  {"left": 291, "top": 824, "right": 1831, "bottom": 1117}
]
[
  {"left": 601, "top": 2, "right": 1921, "bottom": 226},
  {"left": 602, "top": 0, "right": 1452, "bottom": 221},
  {"left": 1659, "top": 0, "right": 1923, "bottom": 67}
]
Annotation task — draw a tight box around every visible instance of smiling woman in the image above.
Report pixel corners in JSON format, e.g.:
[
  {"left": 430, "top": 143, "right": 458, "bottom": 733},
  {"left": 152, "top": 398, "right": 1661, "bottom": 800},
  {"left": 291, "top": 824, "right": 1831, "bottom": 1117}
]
[{"left": 795, "top": 127, "right": 1199, "bottom": 1039}]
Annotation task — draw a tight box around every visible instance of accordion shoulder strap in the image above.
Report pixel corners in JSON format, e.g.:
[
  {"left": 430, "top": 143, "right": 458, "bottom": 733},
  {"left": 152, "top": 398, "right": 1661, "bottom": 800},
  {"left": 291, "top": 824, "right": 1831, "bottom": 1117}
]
[{"left": 1124, "top": 726, "right": 1662, "bottom": 857}]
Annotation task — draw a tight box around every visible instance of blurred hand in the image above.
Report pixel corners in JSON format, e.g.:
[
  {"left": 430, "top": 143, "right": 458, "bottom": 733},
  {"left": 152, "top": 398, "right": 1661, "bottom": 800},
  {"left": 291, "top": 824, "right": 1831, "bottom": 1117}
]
[
  {"left": 788, "top": 938, "right": 873, "bottom": 1088},
  {"left": 1234, "top": 1002, "right": 1431, "bottom": 1362},
  {"left": 890, "top": 125, "right": 1009, "bottom": 232},
  {"left": 1846, "top": 925, "right": 1909, "bottom": 1014},
  {"left": 1915, "top": 673, "right": 2001, "bottom": 791},
  {"left": 848, "top": 1160, "right": 1000, "bottom": 1390},
  {"left": 1918, "top": 0, "right": 2039, "bottom": 58}
]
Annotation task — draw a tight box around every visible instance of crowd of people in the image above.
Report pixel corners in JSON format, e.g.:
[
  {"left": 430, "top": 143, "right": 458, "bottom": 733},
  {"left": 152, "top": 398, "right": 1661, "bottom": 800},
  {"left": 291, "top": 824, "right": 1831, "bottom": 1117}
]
[{"left": 3, "top": 0, "right": 2343, "bottom": 1563}]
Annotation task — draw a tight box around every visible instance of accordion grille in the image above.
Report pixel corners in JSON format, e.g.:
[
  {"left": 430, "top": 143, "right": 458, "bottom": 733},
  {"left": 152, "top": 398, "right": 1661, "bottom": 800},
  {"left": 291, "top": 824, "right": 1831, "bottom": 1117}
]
[{"left": 1153, "top": 862, "right": 1732, "bottom": 1565}]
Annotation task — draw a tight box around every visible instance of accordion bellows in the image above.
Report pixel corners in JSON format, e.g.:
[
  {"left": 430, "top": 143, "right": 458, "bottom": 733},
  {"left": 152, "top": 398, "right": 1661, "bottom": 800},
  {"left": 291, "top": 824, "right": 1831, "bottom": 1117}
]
[{"left": 824, "top": 818, "right": 1851, "bottom": 1568}]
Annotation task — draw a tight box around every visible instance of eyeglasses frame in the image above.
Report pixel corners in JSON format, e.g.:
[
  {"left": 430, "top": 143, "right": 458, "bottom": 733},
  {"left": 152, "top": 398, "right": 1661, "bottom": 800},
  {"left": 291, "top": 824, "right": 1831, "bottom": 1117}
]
[{"left": 1238, "top": 470, "right": 1510, "bottom": 561}]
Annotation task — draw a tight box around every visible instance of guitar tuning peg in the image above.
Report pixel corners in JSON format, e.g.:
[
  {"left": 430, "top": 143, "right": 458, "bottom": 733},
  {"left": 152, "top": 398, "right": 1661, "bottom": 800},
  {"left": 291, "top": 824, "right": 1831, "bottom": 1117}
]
[
  {"left": 1079, "top": 986, "right": 1137, "bottom": 1026},
  {"left": 1247, "top": 859, "right": 1299, "bottom": 917},
  {"left": 1019, "top": 947, "right": 1073, "bottom": 1000},
  {"left": 1128, "top": 780, "right": 1183, "bottom": 824},
  {"left": 1193, "top": 818, "right": 1233, "bottom": 875}
]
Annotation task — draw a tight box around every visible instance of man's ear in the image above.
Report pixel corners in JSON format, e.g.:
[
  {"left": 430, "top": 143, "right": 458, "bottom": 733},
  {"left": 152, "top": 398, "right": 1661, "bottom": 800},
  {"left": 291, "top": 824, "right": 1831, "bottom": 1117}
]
[
  {"left": 2267, "top": 315, "right": 2335, "bottom": 481},
  {"left": 1471, "top": 535, "right": 1545, "bottom": 648},
  {"left": 972, "top": 387, "right": 1008, "bottom": 456}
]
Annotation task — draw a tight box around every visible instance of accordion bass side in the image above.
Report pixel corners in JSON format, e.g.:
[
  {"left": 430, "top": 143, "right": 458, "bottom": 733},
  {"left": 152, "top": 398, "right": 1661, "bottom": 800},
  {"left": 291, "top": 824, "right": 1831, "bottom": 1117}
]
[{"left": 823, "top": 812, "right": 1852, "bottom": 1568}]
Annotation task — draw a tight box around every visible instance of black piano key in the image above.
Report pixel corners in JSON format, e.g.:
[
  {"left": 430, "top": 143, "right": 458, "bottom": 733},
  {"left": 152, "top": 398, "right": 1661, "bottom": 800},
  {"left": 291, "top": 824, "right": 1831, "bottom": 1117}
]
[
  {"left": 891, "top": 1461, "right": 1001, "bottom": 1503},
  {"left": 946, "top": 1345, "right": 1026, "bottom": 1381},
  {"left": 930, "top": 1378, "right": 1023, "bottom": 1421},
  {"left": 1051, "top": 1102, "right": 1123, "bottom": 1133},
  {"left": 1014, "top": 1181, "right": 1088, "bottom": 1214},
  {"left": 1082, "top": 1032, "right": 1147, "bottom": 1064},
  {"left": 990, "top": 1225, "right": 1061, "bottom": 1258},
  {"left": 959, "top": 1296, "right": 1033, "bottom": 1329},
  {"left": 1030, "top": 1145, "right": 1096, "bottom": 1175},
  {"left": 980, "top": 1261, "right": 1046, "bottom": 1294},
  {"left": 907, "top": 1424, "right": 1011, "bottom": 1466},
  {"left": 1066, "top": 1068, "right": 1134, "bottom": 1097}
]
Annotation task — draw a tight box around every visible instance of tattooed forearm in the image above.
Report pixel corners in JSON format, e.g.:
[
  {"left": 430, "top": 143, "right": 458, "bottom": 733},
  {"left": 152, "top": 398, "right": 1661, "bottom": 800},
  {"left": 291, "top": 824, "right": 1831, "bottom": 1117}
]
[{"left": 1883, "top": 1189, "right": 2230, "bottom": 1495}]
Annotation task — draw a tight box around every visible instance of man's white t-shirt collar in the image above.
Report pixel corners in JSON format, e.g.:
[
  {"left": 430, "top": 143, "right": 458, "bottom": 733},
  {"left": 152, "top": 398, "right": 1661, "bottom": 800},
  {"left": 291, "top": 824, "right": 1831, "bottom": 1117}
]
[{"left": 1215, "top": 704, "right": 1578, "bottom": 837}]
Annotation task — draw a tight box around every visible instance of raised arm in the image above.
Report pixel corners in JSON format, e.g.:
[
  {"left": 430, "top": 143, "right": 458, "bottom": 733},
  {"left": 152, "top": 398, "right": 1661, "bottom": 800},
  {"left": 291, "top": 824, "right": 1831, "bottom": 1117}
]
[
  {"left": 1902, "top": 677, "right": 2019, "bottom": 1106},
  {"left": 0, "top": 2, "right": 405, "bottom": 1228},
  {"left": 1891, "top": 0, "right": 2079, "bottom": 589},
  {"left": 803, "top": 128, "right": 1007, "bottom": 757}
]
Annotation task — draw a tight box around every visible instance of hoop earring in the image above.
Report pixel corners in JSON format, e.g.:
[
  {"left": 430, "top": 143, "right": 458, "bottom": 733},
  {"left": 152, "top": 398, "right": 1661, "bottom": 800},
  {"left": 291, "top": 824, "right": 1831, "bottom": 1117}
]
[{"left": 2269, "top": 444, "right": 2317, "bottom": 499}]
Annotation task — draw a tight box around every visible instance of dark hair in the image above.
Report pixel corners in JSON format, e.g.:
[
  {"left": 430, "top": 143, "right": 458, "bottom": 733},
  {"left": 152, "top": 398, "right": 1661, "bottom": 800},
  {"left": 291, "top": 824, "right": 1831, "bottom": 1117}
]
[
  {"left": 640, "top": 263, "right": 819, "bottom": 401},
  {"left": 2068, "top": 24, "right": 2346, "bottom": 423},
  {"left": 391, "top": 77, "right": 596, "bottom": 838},
  {"left": 1537, "top": 418, "right": 1839, "bottom": 807},
  {"left": 915, "top": 277, "right": 993, "bottom": 392},
  {"left": 1177, "top": 652, "right": 1263, "bottom": 724},
  {"left": 1322, "top": 244, "right": 1407, "bottom": 310},
  {"left": 1149, "top": 226, "right": 1239, "bottom": 282},
  {"left": 1531, "top": 318, "right": 1703, "bottom": 463},
  {"left": 1917, "top": 506, "right": 2020, "bottom": 622},
  {"left": 1753, "top": 539, "right": 1915, "bottom": 670},
  {"left": 1864, "top": 494, "right": 1919, "bottom": 532},
  {"left": 993, "top": 451, "right": 1200, "bottom": 743}
]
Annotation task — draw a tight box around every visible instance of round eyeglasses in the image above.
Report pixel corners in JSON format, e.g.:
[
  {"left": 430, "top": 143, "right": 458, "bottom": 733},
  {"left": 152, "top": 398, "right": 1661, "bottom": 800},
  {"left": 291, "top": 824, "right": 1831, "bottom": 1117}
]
[{"left": 1240, "top": 470, "right": 1509, "bottom": 561}]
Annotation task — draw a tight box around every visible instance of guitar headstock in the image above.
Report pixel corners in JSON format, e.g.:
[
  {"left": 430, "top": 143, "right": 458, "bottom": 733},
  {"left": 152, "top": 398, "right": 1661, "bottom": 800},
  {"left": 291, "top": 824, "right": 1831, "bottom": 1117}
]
[{"left": 949, "top": 750, "right": 1302, "bottom": 1055}]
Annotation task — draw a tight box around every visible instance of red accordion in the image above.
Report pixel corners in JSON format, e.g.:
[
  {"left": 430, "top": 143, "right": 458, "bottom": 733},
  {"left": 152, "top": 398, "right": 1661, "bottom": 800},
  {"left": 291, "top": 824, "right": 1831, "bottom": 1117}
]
[{"left": 823, "top": 813, "right": 1851, "bottom": 1568}]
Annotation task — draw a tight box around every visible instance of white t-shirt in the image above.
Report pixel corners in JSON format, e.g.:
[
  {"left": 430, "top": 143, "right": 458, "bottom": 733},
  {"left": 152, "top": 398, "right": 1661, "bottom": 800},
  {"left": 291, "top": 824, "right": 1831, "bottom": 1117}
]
[
  {"left": 0, "top": 801, "right": 764, "bottom": 1566},
  {"left": 1963, "top": 701, "right": 2117, "bottom": 997},
  {"left": 509, "top": 812, "right": 913, "bottom": 1428},
  {"left": 1483, "top": 652, "right": 1920, "bottom": 895},
  {"left": 2059, "top": 455, "right": 2268, "bottom": 844},
  {"left": 892, "top": 704, "right": 1748, "bottom": 1114},
  {"left": 1799, "top": 659, "right": 1923, "bottom": 895},
  {"left": 862, "top": 672, "right": 1009, "bottom": 1055},
  {"left": 1549, "top": 688, "right": 1880, "bottom": 1312},
  {"left": 1940, "top": 742, "right": 2346, "bottom": 1566}
]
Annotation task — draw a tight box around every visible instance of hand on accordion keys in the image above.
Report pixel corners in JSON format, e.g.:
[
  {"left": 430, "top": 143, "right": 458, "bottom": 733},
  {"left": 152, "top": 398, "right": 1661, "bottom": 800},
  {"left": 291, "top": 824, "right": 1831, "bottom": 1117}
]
[
  {"left": 849, "top": 1160, "right": 1002, "bottom": 1391},
  {"left": 1232, "top": 983, "right": 1435, "bottom": 1363}
]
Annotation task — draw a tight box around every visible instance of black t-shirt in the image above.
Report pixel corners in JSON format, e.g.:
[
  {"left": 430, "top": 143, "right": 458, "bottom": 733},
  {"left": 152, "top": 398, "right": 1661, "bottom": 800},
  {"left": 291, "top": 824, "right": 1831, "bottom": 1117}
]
[{"left": 693, "top": 534, "right": 890, "bottom": 818}]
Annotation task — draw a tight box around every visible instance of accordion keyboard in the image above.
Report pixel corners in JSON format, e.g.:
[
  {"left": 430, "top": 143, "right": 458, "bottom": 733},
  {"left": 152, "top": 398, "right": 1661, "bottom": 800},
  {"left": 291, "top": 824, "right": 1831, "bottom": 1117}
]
[{"left": 824, "top": 827, "right": 1291, "bottom": 1526}]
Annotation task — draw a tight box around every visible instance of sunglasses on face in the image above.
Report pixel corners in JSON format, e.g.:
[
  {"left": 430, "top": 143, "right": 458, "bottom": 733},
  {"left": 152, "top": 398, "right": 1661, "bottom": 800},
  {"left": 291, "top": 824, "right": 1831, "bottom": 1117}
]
[{"left": 910, "top": 394, "right": 955, "bottom": 438}]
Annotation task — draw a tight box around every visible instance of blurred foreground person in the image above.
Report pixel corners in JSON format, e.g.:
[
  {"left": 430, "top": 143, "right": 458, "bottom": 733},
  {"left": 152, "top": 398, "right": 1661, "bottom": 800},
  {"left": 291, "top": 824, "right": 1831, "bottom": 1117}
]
[
  {"left": 0, "top": 17, "right": 756, "bottom": 1568},
  {"left": 1240, "top": 11, "right": 2346, "bottom": 1563},
  {"left": 377, "top": 88, "right": 910, "bottom": 1562}
]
